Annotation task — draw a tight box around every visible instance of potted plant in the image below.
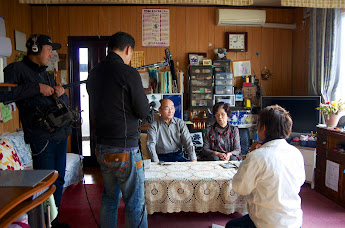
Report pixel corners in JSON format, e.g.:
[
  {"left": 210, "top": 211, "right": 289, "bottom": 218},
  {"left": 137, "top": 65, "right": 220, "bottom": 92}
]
[{"left": 316, "top": 100, "right": 345, "bottom": 127}]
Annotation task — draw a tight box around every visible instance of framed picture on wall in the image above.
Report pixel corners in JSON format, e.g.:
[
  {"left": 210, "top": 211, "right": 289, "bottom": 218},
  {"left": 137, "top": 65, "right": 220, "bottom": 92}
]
[
  {"left": 188, "top": 53, "right": 207, "bottom": 65},
  {"left": 189, "top": 54, "right": 199, "bottom": 65},
  {"left": 232, "top": 60, "right": 251, "bottom": 77},
  {"left": 203, "top": 59, "right": 212, "bottom": 65}
]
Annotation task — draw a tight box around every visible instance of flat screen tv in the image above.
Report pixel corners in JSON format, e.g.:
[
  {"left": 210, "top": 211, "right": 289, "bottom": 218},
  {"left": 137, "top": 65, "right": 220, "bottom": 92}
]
[{"left": 261, "top": 96, "right": 321, "bottom": 134}]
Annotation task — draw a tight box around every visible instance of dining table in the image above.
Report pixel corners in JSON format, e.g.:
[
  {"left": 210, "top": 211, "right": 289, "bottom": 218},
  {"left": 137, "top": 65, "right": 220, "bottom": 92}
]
[{"left": 144, "top": 161, "right": 247, "bottom": 215}]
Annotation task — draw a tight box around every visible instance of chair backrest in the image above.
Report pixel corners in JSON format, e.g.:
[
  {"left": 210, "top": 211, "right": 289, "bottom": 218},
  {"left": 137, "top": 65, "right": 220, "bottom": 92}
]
[{"left": 140, "top": 133, "right": 150, "bottom": 160}]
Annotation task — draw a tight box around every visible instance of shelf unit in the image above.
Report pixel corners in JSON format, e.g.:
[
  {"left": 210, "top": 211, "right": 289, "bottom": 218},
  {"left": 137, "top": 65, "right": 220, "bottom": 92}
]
[
  {"left": 189, "top": 65, "right": 213, "bottom": 108},
  {"left": 189, "top": 65, "right": 213, "bottom": 129}
]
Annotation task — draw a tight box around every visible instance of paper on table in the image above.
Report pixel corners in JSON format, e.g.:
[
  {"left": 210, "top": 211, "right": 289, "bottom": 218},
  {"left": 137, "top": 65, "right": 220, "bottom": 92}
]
[
  {"left": 325, "top": 160, "right": 339, "bottom": 192},
  {"left": 220, "top": 162, "right": 237, "bottom": 169}
]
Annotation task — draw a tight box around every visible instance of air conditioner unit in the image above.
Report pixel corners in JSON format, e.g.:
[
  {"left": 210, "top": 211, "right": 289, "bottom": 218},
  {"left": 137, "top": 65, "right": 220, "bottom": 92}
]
[{"left": 217, "top": 9, "right": 266, "bottom": 26}]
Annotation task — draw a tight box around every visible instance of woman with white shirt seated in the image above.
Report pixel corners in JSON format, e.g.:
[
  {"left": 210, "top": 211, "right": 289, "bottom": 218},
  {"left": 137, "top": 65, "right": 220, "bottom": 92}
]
[{"left": 226, "top": 105, "right": 305, "bottom": 228}]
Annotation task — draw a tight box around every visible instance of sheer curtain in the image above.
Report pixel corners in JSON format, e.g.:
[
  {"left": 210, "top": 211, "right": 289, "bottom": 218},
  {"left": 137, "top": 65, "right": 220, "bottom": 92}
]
[
  {"left": 308, "top": 8, "right": 342, "bottom": 102},
  {"left": 336, "top": 12, "right": 345, "bottom": 101}
]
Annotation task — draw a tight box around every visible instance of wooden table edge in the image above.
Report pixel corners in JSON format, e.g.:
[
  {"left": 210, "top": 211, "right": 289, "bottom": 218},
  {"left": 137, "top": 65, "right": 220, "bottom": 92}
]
[
  {"left": 0, "top": 83, "right": 17, "bottom": 87},
  {"left": 0, "top": 171, "right": 58, "bottom": 219},
  {"left": 0, "top": 185, "right": 56, "bottom": 227}
]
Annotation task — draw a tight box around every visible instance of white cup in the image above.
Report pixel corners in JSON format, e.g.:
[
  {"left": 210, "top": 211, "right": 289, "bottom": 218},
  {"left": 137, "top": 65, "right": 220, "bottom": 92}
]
[{"left": 143, "top": 159, "right": 151, "bottom": 169}]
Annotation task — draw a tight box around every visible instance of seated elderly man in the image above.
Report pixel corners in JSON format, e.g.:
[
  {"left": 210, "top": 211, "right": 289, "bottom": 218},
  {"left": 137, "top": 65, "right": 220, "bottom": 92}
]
[{"left": 147, "top": 98, "right": 197, "bottom": 162}]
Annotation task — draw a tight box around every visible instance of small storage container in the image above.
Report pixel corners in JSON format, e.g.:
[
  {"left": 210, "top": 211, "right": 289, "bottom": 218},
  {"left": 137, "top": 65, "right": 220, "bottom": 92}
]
[
  {"left": 215, "top": 79, "right": 233, "bottom": 86},
  {"left": 214, "top": 72, "right": 233, "bottom": 80},
  {"left": 215, "top": 85, "right": 234, "bottom": 95},
  {"left": 191, "top": 80, "right": 212, "bottom": 87},
  {"left": 191, "top": 87, "right": 212, "bottom": 94},
  {"left": 191, "top": 99, "right": 213, "bottom": 107}
]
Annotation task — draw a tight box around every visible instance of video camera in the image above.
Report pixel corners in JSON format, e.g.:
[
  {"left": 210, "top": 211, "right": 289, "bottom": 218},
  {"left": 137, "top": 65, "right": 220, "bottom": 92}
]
[{"left": 140, "top": 101, "right": 157, "bottom": 126}]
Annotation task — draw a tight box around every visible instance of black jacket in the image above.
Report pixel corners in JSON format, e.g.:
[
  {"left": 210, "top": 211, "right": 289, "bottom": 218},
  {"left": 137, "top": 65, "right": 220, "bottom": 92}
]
[
  {"left": 4, "top": 56, "right": 72, "bottom": 143},
  {"left": 87, "top": 52, "right": 149, "bottom": 148}
]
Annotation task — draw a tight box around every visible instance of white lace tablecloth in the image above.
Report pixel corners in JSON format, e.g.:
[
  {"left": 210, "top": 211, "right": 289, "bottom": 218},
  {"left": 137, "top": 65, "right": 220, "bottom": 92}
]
[{"left": 144, "top": 161, "right": 247, "bottom": 215}]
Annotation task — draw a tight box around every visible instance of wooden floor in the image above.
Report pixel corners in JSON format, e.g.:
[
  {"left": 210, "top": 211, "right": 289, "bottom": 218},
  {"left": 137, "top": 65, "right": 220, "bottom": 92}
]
[{"left": 83, "top": 166, "right": 103, "bottom": 184}]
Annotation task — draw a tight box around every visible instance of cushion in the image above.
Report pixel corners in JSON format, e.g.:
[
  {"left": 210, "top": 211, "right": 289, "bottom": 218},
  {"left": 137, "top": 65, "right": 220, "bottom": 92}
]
[
  {"left": 0, "top": 131, "right": 32, "bottom": 167},
  {"left": 190, "top": 132, "right": 203, "bottom": 147},
  {"left": 64, "top": 153, "right": 83, "bottom": 188},
  {"left": 0, "top": 138, "right": 23, "bottom": 170}
]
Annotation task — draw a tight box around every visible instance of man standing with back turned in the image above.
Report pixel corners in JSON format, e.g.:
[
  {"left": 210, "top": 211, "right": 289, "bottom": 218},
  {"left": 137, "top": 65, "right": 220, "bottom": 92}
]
[{"left": 87, "top": 32, "right": 149, "bottom": 228}]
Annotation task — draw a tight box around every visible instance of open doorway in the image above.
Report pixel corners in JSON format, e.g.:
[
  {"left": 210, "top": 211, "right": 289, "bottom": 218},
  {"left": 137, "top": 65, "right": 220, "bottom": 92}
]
[{"left": 68, "top": 36, "right": 109, "bottom": 166}]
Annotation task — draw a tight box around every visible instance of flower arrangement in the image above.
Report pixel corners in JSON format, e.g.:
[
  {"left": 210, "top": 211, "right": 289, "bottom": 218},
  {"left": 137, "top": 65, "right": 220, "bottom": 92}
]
[{"left": 316, "top": 100, "right": 345, "bottom": 115}]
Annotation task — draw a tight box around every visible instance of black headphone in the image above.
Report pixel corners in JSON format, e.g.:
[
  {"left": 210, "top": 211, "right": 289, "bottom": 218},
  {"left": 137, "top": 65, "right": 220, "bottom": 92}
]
[{"left": 27, "top": 34, "right": 41, "bottom": 55}]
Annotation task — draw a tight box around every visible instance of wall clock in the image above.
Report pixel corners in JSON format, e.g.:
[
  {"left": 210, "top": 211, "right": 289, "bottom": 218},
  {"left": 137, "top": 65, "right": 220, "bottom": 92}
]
[{"left": 226, "top": 32, "right": 248, "bottom": 52}]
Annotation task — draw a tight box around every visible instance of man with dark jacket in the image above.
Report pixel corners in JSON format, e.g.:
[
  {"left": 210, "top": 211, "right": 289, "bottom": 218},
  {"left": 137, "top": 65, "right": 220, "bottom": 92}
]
[
  {"left": 87, "top": 32, "right": 149, "bottom": 228},
  {"left": 4, "top": 34, "right": 71, "bottom": 228}
]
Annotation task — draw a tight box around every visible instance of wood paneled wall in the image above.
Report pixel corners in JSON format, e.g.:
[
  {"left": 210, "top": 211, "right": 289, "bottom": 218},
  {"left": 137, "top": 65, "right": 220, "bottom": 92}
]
[
  {"left": 0, "top": 3, "right": 310, "bottom": 134},
  {"left": 0, "top": 0, "right": 31, "bottom": 134},
  {"left": 30, "top": 5, "right": 309, "bottom": 97},
  {"left": 292, "top": 8, "right": 309, "bottom": 96}
]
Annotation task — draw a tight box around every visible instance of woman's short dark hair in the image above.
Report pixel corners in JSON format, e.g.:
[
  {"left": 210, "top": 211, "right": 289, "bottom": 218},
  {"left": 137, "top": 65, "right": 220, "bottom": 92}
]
[
  {"left": 212, "top": 102, "right": 232, "bottom": 116},
  {"left": 259, "top": 105, "right": 293, "bottom": 139},
  {"left": 108, "top": 32, "right": 135, "bottom": 52}
]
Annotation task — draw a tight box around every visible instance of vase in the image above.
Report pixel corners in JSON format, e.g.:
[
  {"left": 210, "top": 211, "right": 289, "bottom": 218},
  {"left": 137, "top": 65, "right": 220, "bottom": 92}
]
[{"left": 325, "top": 114, "right": 341, "bottom": 127}]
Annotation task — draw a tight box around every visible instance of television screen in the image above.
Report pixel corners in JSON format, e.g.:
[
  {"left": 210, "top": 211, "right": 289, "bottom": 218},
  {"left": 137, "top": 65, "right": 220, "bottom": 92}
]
[{"left": 261, "top": 96, "right": 321, "bottom": 134}]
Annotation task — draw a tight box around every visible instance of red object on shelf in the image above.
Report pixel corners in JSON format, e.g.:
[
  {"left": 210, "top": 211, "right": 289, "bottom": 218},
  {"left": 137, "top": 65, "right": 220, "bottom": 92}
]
[{"left": 243, "top": 82, "right": 251, "bottom": 87}]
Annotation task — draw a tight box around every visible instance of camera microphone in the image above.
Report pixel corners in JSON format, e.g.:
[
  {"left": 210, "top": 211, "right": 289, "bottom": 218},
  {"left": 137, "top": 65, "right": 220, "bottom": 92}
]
[
  {"left": 165, "top": 49, "right": 177, "bottom": 82},
  {"left": 149, "top": 101, "right": 156, "bottom": 108}
]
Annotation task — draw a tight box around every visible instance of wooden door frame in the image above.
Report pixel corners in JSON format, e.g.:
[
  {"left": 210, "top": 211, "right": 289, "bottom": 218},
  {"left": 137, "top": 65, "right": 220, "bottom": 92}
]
[{"left": 68, "top": 36, "right": 109, "bottom": 166}]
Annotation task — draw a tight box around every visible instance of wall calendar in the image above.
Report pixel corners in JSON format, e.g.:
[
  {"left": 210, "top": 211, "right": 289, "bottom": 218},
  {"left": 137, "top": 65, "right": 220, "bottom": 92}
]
[{"left": 142, "top": 9, "right": 170, "bottom": 47}]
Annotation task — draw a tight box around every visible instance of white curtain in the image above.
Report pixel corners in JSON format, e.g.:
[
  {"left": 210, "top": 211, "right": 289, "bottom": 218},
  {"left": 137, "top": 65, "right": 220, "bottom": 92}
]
[
  {"left": 336, "top": 12, "right": 345, "bottom": 101},
  {"left": 282, "top": 0, "right": 345, "bottom": 8},
  {"left": 308, "top": 8, "right": 342, "bottom": 102}
]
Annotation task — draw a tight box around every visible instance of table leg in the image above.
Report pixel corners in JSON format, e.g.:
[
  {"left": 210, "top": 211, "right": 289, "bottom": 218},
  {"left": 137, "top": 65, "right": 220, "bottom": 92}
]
[{"left": 28, "top": 203, "right": 45, "bottom": 228}]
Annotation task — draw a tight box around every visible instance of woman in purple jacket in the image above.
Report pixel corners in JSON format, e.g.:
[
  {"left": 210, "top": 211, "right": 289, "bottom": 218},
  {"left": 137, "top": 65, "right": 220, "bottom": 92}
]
[{"left": 203, "top": 102, "right": 241, "bottom": 161}]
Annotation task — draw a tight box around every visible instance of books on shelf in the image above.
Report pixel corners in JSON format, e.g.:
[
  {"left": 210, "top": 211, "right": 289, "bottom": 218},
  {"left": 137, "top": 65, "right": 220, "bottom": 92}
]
[{"left": 149, "top": 69, "right": 184, "bottom": 94}]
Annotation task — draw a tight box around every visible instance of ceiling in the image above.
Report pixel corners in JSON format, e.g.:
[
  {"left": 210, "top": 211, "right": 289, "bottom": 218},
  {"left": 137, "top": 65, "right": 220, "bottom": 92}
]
[{"left": 253, "top": 0, "right": 282, "bottom": 7}]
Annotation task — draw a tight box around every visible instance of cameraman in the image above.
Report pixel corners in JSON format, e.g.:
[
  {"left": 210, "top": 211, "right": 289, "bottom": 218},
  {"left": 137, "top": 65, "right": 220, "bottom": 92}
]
[
  {"left": 4, "top": 34, "right": 71, "bottom": 228},
  {"left": 87, "top": 32, "right": 149, "bottom": 228}
]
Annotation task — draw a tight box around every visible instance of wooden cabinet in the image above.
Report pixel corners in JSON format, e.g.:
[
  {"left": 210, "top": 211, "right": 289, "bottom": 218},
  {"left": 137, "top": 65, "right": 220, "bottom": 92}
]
[{"left": 315, "top": 127, "right": 345, "bottom": 208}]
